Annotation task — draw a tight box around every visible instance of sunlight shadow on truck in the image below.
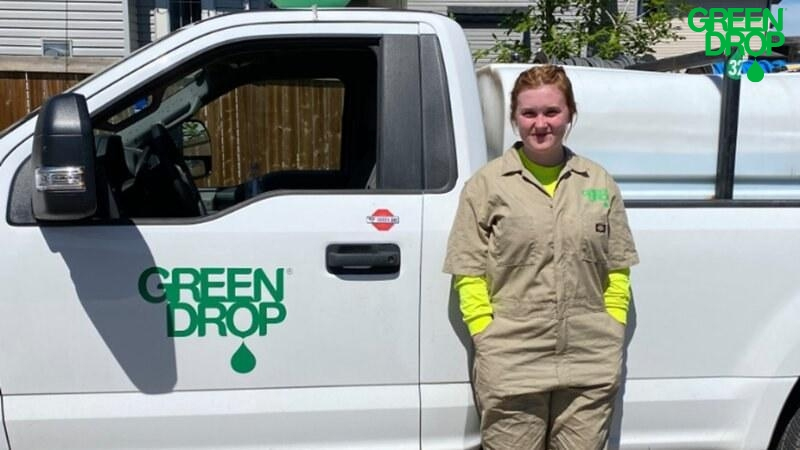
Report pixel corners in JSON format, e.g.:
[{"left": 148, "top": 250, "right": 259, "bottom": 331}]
[
  {"left": 39, "top": 223, "right": 177, "bottom": 394},
  {"left": 447, "top": 277, "right": 476, "bottom": 367},
  {"left": 445, "top": 281, "right": 483, "bottom": 446},
  {"left": 447, "top": 277, "right": 479, "bottom": 401}
]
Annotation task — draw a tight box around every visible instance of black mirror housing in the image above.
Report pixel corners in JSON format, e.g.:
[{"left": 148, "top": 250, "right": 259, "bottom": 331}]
[{"left": 32, "top": 93, "right": 97, "bottom": 221}]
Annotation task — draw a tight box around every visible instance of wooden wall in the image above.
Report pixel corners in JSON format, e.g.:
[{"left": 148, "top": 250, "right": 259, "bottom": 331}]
[{"left": 0, "top": 71, "right": 87, "bottom": 132}]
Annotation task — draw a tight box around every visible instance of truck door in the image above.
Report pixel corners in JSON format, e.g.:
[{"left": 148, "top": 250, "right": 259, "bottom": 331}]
[{"left": 0, "top": 26, "right": 424, "bottom": 449}]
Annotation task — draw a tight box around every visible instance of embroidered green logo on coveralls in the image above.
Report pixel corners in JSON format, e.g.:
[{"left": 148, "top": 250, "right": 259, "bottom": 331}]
[
  {"left": 582, "top": 188, "right": 610, "bottom": 208},
  {"left": 138, "top": 267, "right": 287, "bottom": 374}
]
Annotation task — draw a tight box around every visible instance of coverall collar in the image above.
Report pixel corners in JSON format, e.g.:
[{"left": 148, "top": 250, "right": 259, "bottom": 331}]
[{"left": 502, "top": 142, "right": 591, "bottom": 184}]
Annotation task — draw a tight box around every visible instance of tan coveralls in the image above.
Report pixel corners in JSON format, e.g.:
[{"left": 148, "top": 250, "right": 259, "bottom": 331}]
[{"left": 443, "top": 145, "right": 639, "bottom": 450}]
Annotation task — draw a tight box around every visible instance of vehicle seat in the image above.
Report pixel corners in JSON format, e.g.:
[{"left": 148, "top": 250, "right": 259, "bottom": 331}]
[{"left": 95, "top": 134, "right": 131, "bottom": 218}]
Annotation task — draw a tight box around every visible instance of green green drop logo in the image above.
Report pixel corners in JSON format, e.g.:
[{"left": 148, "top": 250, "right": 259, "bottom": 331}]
[
  {"left": 747, "top": 62, "right": 765, "bottom": 82},
  {"left": 231, "top": 342, "right": 257, "bottom": 374},
  {"left": 137, "top": 266, "right": 289, "bottom": 374}
]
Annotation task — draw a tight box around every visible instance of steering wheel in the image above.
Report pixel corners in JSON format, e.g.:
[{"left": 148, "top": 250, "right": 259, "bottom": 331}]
[{"left": 130, "top": 124, "right": 206, "bottom": 217}]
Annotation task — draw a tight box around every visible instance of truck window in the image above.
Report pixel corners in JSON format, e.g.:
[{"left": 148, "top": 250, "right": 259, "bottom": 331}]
[
  {"left": 89, "top": 41, "right": 378, "bottom": 219},
  {"left": 7, "top": 36, "right": 431, "bottom": 225}
]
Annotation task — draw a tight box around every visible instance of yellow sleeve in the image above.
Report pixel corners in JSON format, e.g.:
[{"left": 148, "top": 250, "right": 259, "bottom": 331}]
[
  {"left": 605, "top": 268, "right": 631, "bottom": 325},
  {"left": 454, "top": 275, "right": 493, "bottom": 336}
]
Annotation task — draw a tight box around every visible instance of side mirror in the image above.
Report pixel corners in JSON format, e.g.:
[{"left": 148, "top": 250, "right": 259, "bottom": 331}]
[
  {"left": 32, "top": 93, "right": 97, "bottom": 221},
  {"left": 181, "top": 119, "right": 212, "bottom": 179}
]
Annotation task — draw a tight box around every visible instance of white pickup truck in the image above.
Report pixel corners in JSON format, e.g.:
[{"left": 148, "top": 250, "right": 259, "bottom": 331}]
[{"left": 1, "top": 8, "right": 800, "bottom": 450}]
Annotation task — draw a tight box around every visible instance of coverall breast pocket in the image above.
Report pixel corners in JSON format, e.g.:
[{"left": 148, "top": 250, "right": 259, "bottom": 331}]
[
  {"left": 580, "top": 212, "right": 610, "bottom": 264},
  {"left": 491, "top": 216, "right": 540, "bottom": 267}
]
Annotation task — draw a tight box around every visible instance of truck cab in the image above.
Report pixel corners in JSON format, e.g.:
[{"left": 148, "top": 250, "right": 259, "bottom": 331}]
[{"left": 0, "top": 10, "right": 484, "bottom": 449}]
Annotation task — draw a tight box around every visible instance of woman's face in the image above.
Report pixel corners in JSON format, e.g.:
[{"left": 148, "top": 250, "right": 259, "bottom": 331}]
[{"left": 513, "top": 84, "right": 572, "bottom": 164}]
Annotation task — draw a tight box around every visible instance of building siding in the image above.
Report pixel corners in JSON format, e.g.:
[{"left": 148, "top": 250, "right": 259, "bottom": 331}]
[
  {"left": 408, "top": 0, "right": 531, "bottom": 14},
  {"left": 408, "top": 0, "right": 644, "bottom": 64},
  {"left": 406, "top": 1, "right": 529, "bottom": 65},
  {"left": 0, "top": 0, "right": 126, "bottom": 57}
]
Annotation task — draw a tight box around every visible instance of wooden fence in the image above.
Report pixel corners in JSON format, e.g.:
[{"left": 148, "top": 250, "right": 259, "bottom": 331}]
[
  {"left": 0, "top": 73, "right": 344, "bottom": 190},
  {"left": 194, "top": 80, "right": 344, "bottom": 188},
  {"left": 0, "top": 71, "right": 87, "bottom": 132}
]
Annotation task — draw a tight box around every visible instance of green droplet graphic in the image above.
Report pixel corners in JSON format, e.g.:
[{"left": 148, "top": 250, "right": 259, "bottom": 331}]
[
  {"left": 747, "top": 62, "right": 765, "bottom": 82},
  {"left": 231, "top": 342, "right": 256, "bottom": 374}
]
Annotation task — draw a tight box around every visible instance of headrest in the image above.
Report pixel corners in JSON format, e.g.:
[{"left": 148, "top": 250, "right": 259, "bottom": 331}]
[
  {"left": 96, "top": 134, "right": 131, "bottom": 183},
  {"left": 149, "top": 123, "right": 181, "bottom": 162}
]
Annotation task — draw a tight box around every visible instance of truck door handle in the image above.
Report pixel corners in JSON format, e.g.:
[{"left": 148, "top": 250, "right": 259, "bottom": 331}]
[{"left": 326, "top": 244, "right": 401, "bottom": 275}]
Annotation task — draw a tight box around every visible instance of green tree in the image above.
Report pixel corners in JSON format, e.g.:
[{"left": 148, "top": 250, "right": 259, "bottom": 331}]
[{"left": 474, "top": 0, "right": 691, "bottom": 63}]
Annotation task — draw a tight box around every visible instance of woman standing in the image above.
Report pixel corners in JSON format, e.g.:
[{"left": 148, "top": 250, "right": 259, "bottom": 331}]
[{"left": 443, "top": 65, "right": 639, "bottom": 449}]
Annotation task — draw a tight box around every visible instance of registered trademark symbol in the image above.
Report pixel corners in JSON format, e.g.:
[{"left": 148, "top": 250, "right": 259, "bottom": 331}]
[{"left": 286, "top": 268, "right": 293, "bottom": 275}]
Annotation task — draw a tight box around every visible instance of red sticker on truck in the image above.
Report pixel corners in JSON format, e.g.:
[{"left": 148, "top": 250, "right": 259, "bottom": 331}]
[{"left": 367, "top": 209, "right": 399, "bottom": 231}]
